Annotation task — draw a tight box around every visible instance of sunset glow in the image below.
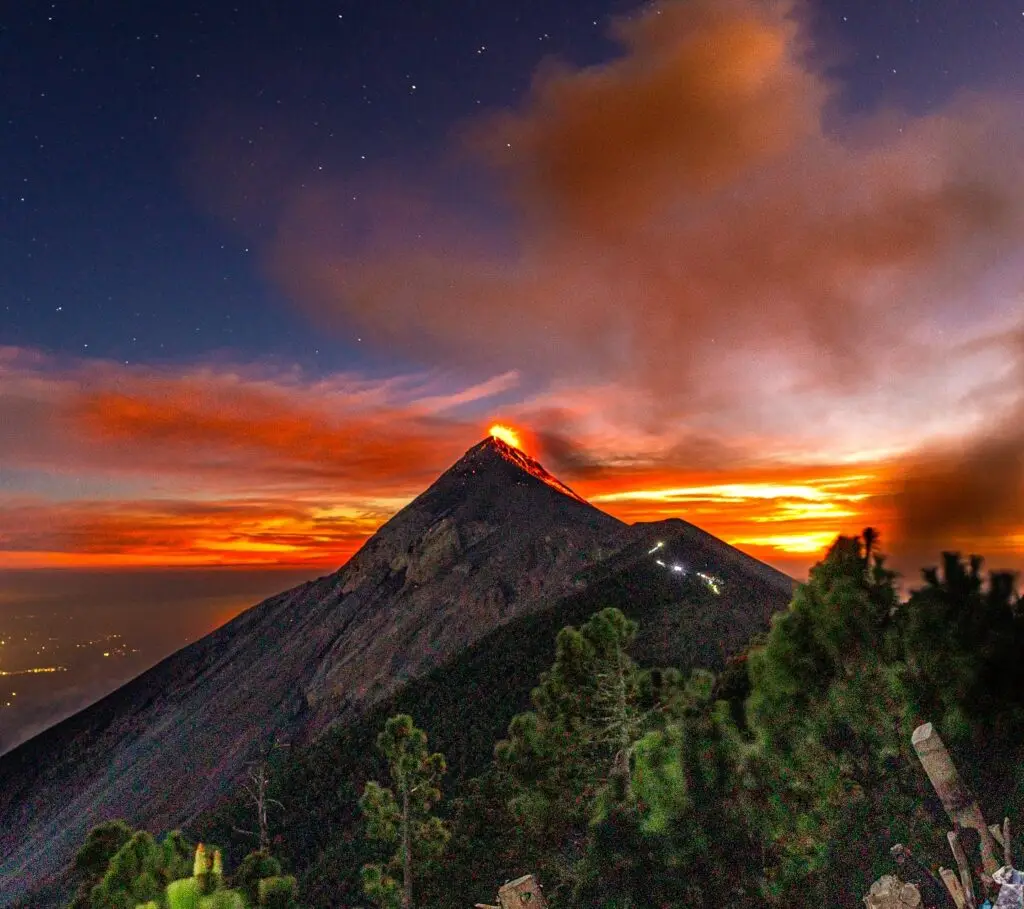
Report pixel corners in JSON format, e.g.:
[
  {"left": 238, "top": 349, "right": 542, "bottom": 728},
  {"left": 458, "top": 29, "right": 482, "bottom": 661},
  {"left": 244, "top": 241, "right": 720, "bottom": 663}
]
[
  {"left": 1, "top": 347, "right": 1020, "bottom": 579},
  {"left": 2, "top": 0, "right": 1023, "bottom": 590}
]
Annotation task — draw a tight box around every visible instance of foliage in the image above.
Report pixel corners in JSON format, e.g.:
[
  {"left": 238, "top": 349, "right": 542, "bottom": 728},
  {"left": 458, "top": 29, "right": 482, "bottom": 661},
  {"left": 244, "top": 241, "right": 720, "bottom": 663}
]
[
  {"left": 87, "top": 829, "right": 192, "bottom": 908},
  {"left": 359, "top": 715, "right": 450, "bottom": 909},
  {"left": 70, "top": 820, "right": 134, "bottom": 909},
  {"left": 492, "top": 607, "right": 687, "bottom": 899},
  {"left": 77, "top": 526, "right": 1023, "bottom": 909},
  {"left": 741, "top": 534, "right": 925, "bottom": 901},
  {"left": 71, "top": 829, "right": 297, "bottom": 909},
  {"left": 257, "top": 876, "right": 299, "bottom": 909},
  {"left": 741, "top": 533, "right": 1024, "bottom": 904},
  {"left": 235, "top": 851, "right": 282, "bottom": 907},
  {"left": 901, "top": 552, "right": 1024, "bottom": 738},
  {"left": 580, "top": 675, "right": 761, "bottom": 909}
]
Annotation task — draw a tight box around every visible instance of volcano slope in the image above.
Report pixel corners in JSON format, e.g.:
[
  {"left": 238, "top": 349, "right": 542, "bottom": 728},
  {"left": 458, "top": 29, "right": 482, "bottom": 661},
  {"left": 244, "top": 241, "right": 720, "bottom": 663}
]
[
  {"left": 0, "top": 437, "right": 793, "bottom": 906},
  {"left": 193, "top": 519, "right": 795, "bottom": 907}
]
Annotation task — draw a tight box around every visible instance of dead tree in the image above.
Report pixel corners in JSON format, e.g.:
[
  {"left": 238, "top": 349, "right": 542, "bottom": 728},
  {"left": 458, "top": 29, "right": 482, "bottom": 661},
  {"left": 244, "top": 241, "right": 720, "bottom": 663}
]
[{"left": 233, "top": 741, "right": 288, "bottom": 853}]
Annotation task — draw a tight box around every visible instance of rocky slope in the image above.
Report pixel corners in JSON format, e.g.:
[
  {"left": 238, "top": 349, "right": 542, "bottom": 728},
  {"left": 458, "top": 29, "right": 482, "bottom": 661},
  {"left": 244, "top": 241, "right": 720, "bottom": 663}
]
[
  {"left": 0, "top": 437, "right": 628, "bottom": 904},
  {"left": 0, "top": 437, "right": 796, "bottom": 906}
]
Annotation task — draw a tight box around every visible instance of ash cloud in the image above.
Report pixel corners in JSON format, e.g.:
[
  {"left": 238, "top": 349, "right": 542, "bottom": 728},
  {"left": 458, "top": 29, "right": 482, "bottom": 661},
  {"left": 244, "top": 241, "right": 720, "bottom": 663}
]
[
  {"left": 263, "top": 0, "right": 1024, "bottom": 411},
  {"left": 182, "top": 0, "right": 1024, "bottom": 565},
  {"left": 891, "top": 327, "right": 1024, "bottom": 572},
  {"left": 465, "top": 0, "right": 827, "bottom": 233}
]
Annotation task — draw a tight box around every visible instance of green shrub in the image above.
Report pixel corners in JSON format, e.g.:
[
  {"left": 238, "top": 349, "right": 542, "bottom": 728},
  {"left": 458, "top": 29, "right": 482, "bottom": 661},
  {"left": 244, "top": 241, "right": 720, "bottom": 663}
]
[
  {"left": 166, "top": 878, "right": 202, "bottom": 909},
  {"left": 258, "top": 875, "right": 298, "bottom": 909},
  {"left": 235, "top": 850, "right": 282, "bottom": 906}
]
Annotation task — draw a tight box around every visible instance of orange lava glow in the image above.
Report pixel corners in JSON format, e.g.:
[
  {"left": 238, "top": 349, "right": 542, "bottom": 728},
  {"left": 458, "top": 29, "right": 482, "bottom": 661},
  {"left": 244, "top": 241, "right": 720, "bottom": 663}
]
[
  {"left": 4, "top": 348, "right": 1020, "bottom": 579},
  {"left": 488, "top": 423, "right": 523, "bottom": 450}
]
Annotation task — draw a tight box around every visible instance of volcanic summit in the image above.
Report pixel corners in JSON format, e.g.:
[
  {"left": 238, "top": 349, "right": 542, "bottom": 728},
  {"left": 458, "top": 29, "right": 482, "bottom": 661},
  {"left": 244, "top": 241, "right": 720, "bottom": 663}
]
[{"left": 0, "top": 436, "right": 792, "bottom": 906}]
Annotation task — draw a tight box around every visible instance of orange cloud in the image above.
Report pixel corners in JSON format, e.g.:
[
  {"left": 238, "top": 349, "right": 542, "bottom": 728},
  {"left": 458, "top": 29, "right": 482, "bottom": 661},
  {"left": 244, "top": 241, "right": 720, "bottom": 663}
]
[
  {"left": 0, "top": 349, "right": 866, "bottom": 574},
  {"left": 468, "top": 0, "right": 825, "bottom": 232},
  {"left": 2, "top": 345, "right": 1020, "bottom": 578},
  {"left": 1, "top": 348, "right": 511, "bottom": 495},
  {"left": 0, "top": 350, "right": 516, "bottom": 568},
  {"left": 268, "top": 0, "right": 1024, "bottom": 410},
  {"left": 0, "top": 498, "right": 376, "bottom": 569}
]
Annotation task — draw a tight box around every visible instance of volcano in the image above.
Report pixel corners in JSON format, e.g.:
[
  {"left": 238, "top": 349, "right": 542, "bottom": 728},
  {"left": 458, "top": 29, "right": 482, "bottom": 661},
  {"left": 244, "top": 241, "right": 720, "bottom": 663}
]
[{"left": 0, "top": 437, "right": 793, "bottom": 906}]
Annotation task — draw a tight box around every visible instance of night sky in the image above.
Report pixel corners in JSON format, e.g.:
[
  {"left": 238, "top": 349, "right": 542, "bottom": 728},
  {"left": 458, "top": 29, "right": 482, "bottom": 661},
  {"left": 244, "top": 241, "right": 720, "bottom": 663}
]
[{"left": 2, "top": 0, "right": 1023, "bottom": 578}]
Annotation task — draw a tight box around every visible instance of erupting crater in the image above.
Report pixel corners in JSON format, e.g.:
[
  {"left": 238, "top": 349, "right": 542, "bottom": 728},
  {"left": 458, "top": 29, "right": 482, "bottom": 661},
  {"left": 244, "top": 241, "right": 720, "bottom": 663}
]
[{"left": 481, "top": 431, "right": 589, "bottom": 505}]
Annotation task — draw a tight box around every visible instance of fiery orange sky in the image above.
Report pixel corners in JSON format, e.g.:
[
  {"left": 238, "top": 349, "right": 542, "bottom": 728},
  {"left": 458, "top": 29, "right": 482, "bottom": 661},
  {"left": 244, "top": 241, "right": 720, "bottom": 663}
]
[
  {"left": 2, "top": 342, "right": 1021, "bottom": 580},
  {"left": 3, "top": 0, "right": 1024, "bottom": 584}
]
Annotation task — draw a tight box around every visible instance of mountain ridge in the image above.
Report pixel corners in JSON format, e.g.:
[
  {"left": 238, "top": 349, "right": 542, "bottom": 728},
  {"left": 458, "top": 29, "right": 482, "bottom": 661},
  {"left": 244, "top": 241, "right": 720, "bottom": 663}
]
[
  {"left": 0, "top": 436, "right": 794, "bottom": 906},
  {"left": 0, "top": 437, "right": 627, "bottom": 903}
]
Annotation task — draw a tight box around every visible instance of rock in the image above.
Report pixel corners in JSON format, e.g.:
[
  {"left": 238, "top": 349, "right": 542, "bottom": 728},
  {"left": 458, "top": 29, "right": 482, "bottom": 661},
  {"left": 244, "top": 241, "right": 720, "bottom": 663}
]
[{"left": 864, "top": 875, "right": 923, "bottom": 908}]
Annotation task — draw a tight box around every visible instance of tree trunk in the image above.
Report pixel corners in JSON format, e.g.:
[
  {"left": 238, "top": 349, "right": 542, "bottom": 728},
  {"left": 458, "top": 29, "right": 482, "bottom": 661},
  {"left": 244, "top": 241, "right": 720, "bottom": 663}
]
[
  {"left": 613, "top": 646, "right": 633, "bottom": 801},
  {"left": 402, "top": 784, "right": 413, "bottom": 909},
  {"left": 259, "top": 768, "right": 269, "bottom": 853}
]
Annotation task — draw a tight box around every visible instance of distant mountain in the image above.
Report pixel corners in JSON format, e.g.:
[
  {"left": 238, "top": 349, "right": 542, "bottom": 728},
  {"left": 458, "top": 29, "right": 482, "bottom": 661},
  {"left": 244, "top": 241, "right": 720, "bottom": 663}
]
[{"left": 0, "top": 437, "right": 793, "bottom": 906}]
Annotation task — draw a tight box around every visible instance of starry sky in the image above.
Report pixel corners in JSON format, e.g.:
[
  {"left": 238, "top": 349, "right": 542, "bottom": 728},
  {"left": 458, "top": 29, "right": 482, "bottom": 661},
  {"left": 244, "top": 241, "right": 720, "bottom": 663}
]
[{"left": 2, "top": 0, "right": 1024, "bottom": 581}]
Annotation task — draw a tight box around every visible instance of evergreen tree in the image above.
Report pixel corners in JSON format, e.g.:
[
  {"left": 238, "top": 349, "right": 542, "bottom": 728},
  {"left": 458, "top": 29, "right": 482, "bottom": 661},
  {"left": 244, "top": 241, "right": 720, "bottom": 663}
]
[
  {"left": 581, "top": 671, "right": 760, "bottom": 909},
  {"left": 744, "top": 531, "right": 936, "bottom": 904},
  {"left": 69, "top": 820, "right": 134, "bottom": 909},
  {"left": 235, "top": 850, "right": 283, "bottom": 907},
  {"left": 88, "top": 830, "right": 164, "bottom": 908},
  {"left": 359, "top": 714, "right": 449, "bottom": 909},
  {"left": 428, "top": 766, "right": 520, "bottom": 908},
  {"left": 901, "top": 552, "right": 1024, "bottom": 739},
  {"left": 495, "top": 607, "right": 684, "bottom": 899}
]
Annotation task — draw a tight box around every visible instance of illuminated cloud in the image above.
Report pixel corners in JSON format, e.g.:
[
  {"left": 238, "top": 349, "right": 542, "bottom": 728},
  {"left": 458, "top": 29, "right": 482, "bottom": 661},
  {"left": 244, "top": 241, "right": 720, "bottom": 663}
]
[
  {"left": 0, "top": 498, "right": 379, "bottom": 568},
  {"left": 0, "top": 346, "right": 907, "bottom": 574},
  {"left": 467, "top": 0, "right": 826, "bottom": 231},
  {"left": 889, "top": 325, "right": 1024, "bottom": 573},
  {"left": 267, "top": 0, "right": 1024, "bottom": 411},
  {"left": 8, "top": 0, "right": 1024, "bottom": 577},
  {"left": 0, "top": 347, "right": 519, "bottom": 496},
  {"left": 0, "top": 349, "right": 520, "bottom": 567}
]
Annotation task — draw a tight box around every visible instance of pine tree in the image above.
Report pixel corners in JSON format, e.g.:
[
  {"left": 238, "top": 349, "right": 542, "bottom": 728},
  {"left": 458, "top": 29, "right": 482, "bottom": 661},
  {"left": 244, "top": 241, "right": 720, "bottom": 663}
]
[
  {"left": 70, "top": 820, "right": 134, "bottom": 909},
  {"left": 900, "top": 552, "right": 1024, "bottom": 738},
  {"left": 359, "top": 714, "right": 449, "bottom": 909},
  {"left": 743, "top": 531, "right": 932, "bottom": 903},
  {"left": 88, "top": 830, "right": 165, "bottom": 908},
  {"left": 495, "top": 607, "right": 684, "bottom": 898},
  {"left": 581, "top": 671, "right": 761, "bottom": 909}
]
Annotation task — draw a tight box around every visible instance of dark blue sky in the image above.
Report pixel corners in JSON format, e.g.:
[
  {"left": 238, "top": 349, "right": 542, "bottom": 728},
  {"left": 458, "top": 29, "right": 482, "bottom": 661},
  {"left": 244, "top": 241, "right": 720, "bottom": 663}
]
[{"left": 3, "top": 0, "right": 1021, "bottom": 374}]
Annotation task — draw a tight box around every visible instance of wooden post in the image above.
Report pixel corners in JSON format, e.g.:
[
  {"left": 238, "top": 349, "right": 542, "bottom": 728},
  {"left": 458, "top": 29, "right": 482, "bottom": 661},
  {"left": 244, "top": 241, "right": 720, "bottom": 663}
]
[
  {"left": 938, "top": 867, "right": 966, "bottom": 909},
  {"left": 1004, "top": 816, "right": 1013, "bottom": 869},
  {"left": 947, "top": 831, "right": 978, "bottom": 909},
  {"left": 497, "top": 874, "right": 548, "bottom": 909},
  {"left": 911, "top": 723, "right": 1001, "bottom": 876}
]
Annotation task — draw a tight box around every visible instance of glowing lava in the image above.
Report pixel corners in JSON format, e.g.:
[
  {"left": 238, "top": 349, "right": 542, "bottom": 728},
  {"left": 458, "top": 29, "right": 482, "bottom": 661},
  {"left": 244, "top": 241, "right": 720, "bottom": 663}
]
[{"left": 488, "top": 424, "right": 523, "bottom": 450}]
